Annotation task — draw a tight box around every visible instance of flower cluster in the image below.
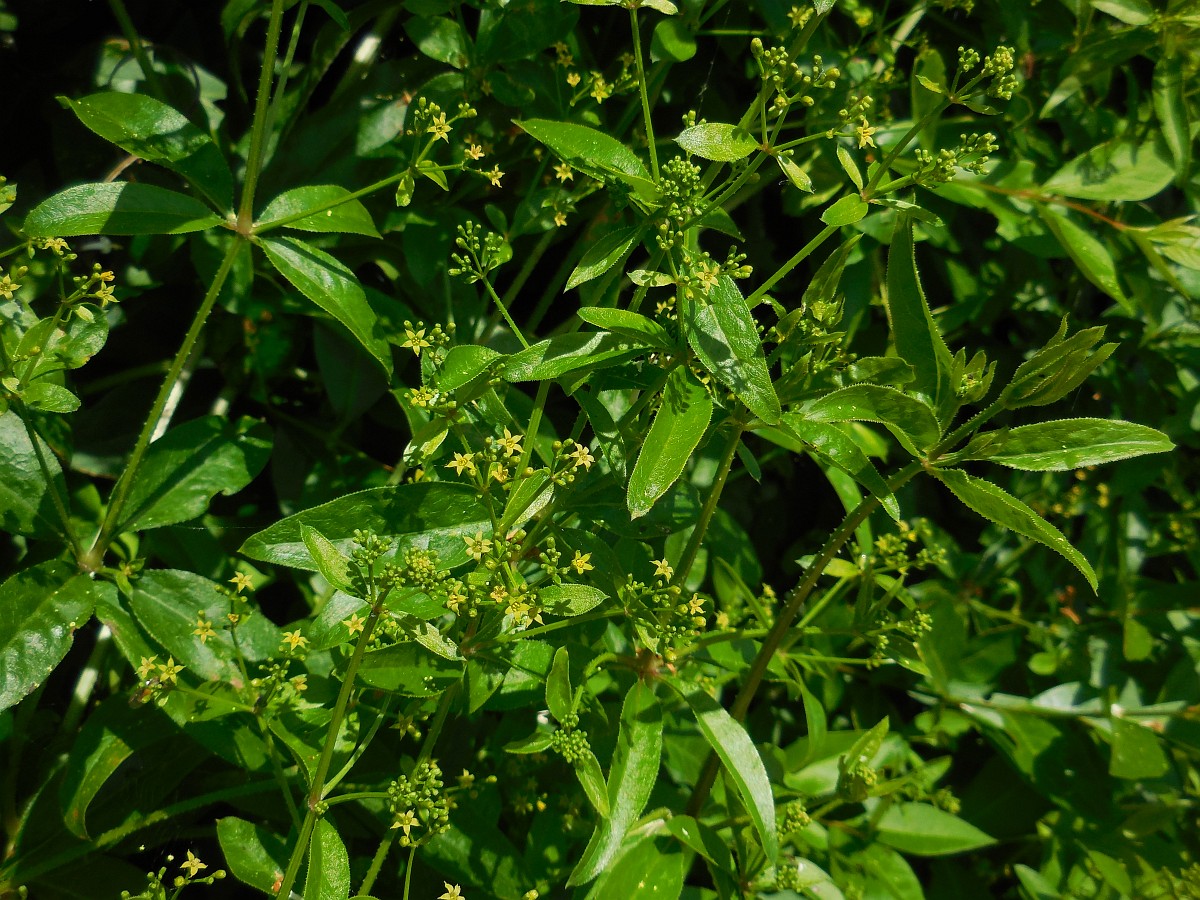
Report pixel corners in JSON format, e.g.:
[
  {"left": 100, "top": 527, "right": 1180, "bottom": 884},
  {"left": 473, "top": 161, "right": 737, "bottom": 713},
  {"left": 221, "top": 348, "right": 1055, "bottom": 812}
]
[
  {"left": 751, "top": 41, "right": 841, "bottom": 117},
  {"left": 621, "top": 559, "right": 709, "bottom": 657},
  {"left": 386, "top": 760, "right": 454, "bottom": 847},
  {"left": 449, "top": 221, "right": 509, "bottom": 284},
  {"left": 548, "top": 712, "right": 591, "bottom": 765}
]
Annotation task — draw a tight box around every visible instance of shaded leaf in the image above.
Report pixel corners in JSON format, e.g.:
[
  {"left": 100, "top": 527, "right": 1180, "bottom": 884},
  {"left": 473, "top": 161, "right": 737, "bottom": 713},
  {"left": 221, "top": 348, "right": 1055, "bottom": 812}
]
[
  {"left": 1109, "top": 717, "right": 1169, "bottom": 780},
  {"left": 567, "top": 225, "right": 643, "bottom": 290},
  {"left": 1038, "top": 207, "right": 1131, "bottom": 310},
  {"left": 627, "top": 367, "right": 712, "bottom": 519},
  {"left": 797, "top": 384, "right": 941, "bottom": 451},
  {"left": 217, "top": 817, "right": 290, "bottom": 895},
  {"left": 1043, "top": 137, "right": 1174, "bottom": 202},
  {"left": 24, "top": 182, "right": 223, "bottom": 237},
  {"left": 886, "top": 216, "right": 954, "bottom": 410},
  {"left": 539, "top": 583, "right": 608, "bottom": 617},
  {"left": 503, "top": 332, "right": 647, "bottom": 382},
  {"left": 577, "top": 307, "right": 673, "bottom": 349},
  {"left": 258, "top": 185, "right": 380, "bottom": 237}
]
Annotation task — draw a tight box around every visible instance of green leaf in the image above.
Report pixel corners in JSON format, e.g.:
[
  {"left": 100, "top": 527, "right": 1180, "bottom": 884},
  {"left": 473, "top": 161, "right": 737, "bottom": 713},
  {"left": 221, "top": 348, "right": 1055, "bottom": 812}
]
[
  {"left": 357, "top": 641, "right": 463, "bottom": 696},
  {"left": 1108, "top": 717, "right": 1169, "bottom": 780},
  {"left": 547, "top": 646, "right": 573, "bottom": 722},
  {"left": 676, "top": 123, "right": 759, "bottom": 162},
  {"left": 1037, "top": 207, "right": 1131, "bottom": 310},
  {"left": 539, "top": 583, "right": 609, "bottom": 617},
  {"left": 116, "top": 415, "right": 272, "bottom": 533},
  {"left": 1043, "top": 137, "right": 1174, "bottom": 202},
  {"left": 875, "top": 802, "right": 995, "bottom": 856},
  {"left": 20, "top": 382, "right": 79, "bottom": 414},
  {"left": 1153, "top": 56, "right": 1191, "bottom": 184},
  {"left": 258, "top": 185, "right": 380, "bottom": 237},
  {"left": 685, "top": 275, "right": 780, "bottom": 424},
  {"left": 762, "top": 416, "right": 899, "bottom": 520},
  {"left": 584, "top": 837, "right": 686, "bottom": 900},
  {"left": 790, "top": 858, "right": 846, "bottom": 900},
  {"left": 505, "top": 730, "right": 554, "bottom": 754},
  {"left": 1090, "top": 0, "right": 1153, "bottom": 26},
  {"left": 22, "top": 305, "right": 109, "bottom": 380},
  {"left": 241, "top": 482, "right": 491, "bottom": 573},
  {"left": 821, "top": 195, "right": 869, "bottom": 227},
  {"left": 778, "top": 155, "right": 814, "bottom": 193},
  {"left": 627, "top": 367, "right": 713, "bottom": 519},
  {"left": 437, "top": 345, "right": 503, "bottom": 391},
  {"left": 933, "top": 468, "right": 1097, "bottom": 591},
  {"left": 797, "top": 384, "right": 941, "bottom": 451},
  {"left": 0, "top": 561, "right": 103, "bottom": 712},
  {"left": 306, "top": 818, "right": 351, "bottom": 900},
  {"left": 503, "top": 332, "right": 647, "bottom": 382},
  {"left": 61, "top": 92, "right": 233, "bottom": 209},
  {"left": 128, "top": 570, "right": 281, "bottom": 681},
  {"left": 24, "top": 182, "right": 223, "bottom": 237},
  {"left": 217, "top": 817, "right": 290, "bottom": 895},
  {"left": 259, "top": 235, "right": 393, "bottom": 376},
  {"left": 885, "top": 216, "right": 954, "bottom": 410},
  {"left": 567, "top": 225, "right": 643, "bottom": 290},
  {"left": 405, "top": 15, "right": 470, "bottom": 68},
  {"left": 961, "top": 419, "right": 1173, "bottom": 471},
  {"left": 301, "top": 524, "right": 355, "bottom": 593},
  {"left": 651, "top": 17, "right": 696, "bottom": 62},
  {"left": 837, "top": 145, "right": 864, "bottom": 191},
  {"left": 640, "top": 0, "right": 679, "bottom": 13},
  {"left": 576, "top": 748, "right": 611, "bottom": 817},
  {"left": 518, "top": 119, "right": 657, "bottom": 202},
  {"left": 577, "top": 306, "right": 673, "bottom": 349},
  {"left": 675, "top": 682, "right": 777, "bottom": 861},
  {"left": 500, "top": 469, "right": 554, "bottom": 532},
  {"left": 570, "top": 683, "right": 663, "bottom": 885}
]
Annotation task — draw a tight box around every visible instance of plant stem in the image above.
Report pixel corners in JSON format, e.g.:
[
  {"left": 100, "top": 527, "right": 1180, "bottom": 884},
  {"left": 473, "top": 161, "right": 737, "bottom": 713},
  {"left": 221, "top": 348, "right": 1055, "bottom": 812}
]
[
  {"left": 237, "top": 0, "right": 288, "bottom": 231},
  {"left": 86, "top": 240, "right": 241, "bottom": 566},
  {"left": 517, "top": 380, "right": 551, "bottom": 475},
  {"left": 674, "top": 425, "right": 743, "bottom": 589},
  {"left": 746, "top": 222, "right": 839, "bottom": 307},
  {"left": 482, "top": 276, "right": 530, "bottom": 349},
  {"left": 685, "top": 459, "right": 923, "bottom": 816},
  {"left": 358, "top": 829, "right": 398, "bottom": 896},
  {"left": 276, "top": 596, "right": 388, "bottom": 899},
  {"left": 630, "top": 8, "right": 659, "bottom": 181},
  {"left": 107, "top": 0, "right": 165, "bottom": 99}
]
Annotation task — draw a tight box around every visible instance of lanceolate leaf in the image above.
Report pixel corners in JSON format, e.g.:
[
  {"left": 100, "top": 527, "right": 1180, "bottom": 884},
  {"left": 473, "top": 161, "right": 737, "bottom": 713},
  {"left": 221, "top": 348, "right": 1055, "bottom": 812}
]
[
  {"left": 627, "top": 367, "right": 713, "bottom": 519},
  {"left": 1038, "top": 206, "right": 1131, "bottom": 311},
  {"left": 0, "top": 561, "right": 105, "bottom": 712},
  {"left": 503, "top": 332, "right": 647, "bottom": 382},
  {"left": 259, "top": 235, "right": 393, "bottom": 376},
  {"left": 257, "top": 185, "right": 380, "bottom": 237},
  {"left": 962, "top": 419, "right": 1173, "bottom": 471},
  {"left": 685, "top": 275, "right": 781, "bottom": 424},
  {"left": 305, "top": 818, "right": 351, "bottom": 900},
  {"left": 24, "top": 182, "right": 223, "bottom": 237},
  {"left": 676, "top": 123, "right": 759, "bottom": 162},
  {"left": 518, "top": 119, "right": 657, "bottom": 202},
  {"left": 570, "top": 682, "right": 663, "bottom": 885},
  {"left": 217, "top": 817, "right": 291, "bottom": 894},
  {"left": 875, "top": 803, "right": 996, "bottom": 856},
  {"left": 116, "top": 416, "right": 272, "bottom": 533},
  {"left": 933, "top": 468, "right": 1097, "bottom": 591},
  {"left": 577, "top": 307, "right": 673, "bottom": 349},
  {"left": 0, "top": 409, "right": 69, "bottom": 539},
  {"left": 61, "top": 92, "right": 233, "bottom": 209},
  {"left": 886, "top": 216, "right": 954, "bottom": 411},
  {"left": 567, "top": 225, "right": 643, "bottom": 290},
  {"left": 797, "top": 384, "right": 941, "bottom": 451},
  {"left": 1042, "top": 136, "right": 1174, "bottom": 202},
  {"left": 240, "top": 482, "right": 491, "bottom": 572}
]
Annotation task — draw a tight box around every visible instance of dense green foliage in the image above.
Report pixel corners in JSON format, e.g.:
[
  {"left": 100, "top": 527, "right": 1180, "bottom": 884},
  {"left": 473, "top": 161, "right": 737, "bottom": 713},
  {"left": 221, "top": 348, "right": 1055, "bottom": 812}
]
[{"left": 0, "top": 0, "right": 1197, "bottom": 897}]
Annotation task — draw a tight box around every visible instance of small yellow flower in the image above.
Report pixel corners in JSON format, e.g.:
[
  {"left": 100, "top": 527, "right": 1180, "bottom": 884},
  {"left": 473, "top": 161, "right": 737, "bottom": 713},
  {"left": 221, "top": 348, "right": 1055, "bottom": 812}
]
[
  {"left": 136, "top": 655, "right": 158, "bottom": 680},
  {"left": 489, "top": 462, "right": 510, "bottom": 485},
  {"left": 229, "top": 572, "right": 254, "bottom": 593},
  {"left": 428, "top": 112, "right": 452, "bottom": 142},
  {"left": 554, "top": 211, "right": 568, "bottom": 228},
  {"left": 227, "top": 612, "right": 242, "bottom": 625},
  {"left": 496, "top": 428, "right": 523, "bottom": 458},
  {"left": 282, "top": 630, "right": 309, "bottom": 651},
  {"left": 566, "top": 71, "right": 581, "bottom": 87},
  {"left": 342, "top": 613, "right": 366, "bottom": 635},
  {"left": 446, "top": 584, "right": 468, "bottom": 612},
  {"left": 92, "top": 282, "right": 116, "bottom": 306},
  {"left": 446, "top": 452, "right": 478, "bottom": 476},
  {"left": 193, "top": 615, "right": 216, "bottom": 644},
  {"left": 0, "top": 275, "right": 20, "bottom": 300},
  {"left": 487, "top": 166, "right": 504, "bottom": 188},
  {"left": 652, "top": 559, "right": 674, "bottom": 580},
  {"left": 554, "top": 162, "right": 574, "bottom": 183},
  {"left": 39, "top": 237, "right": 69, "bottom": 254},
  {"left": 688, "top": 595, "right": 705, "bottom": 615},
  {"left": 291, "top": 674, "right": 308, "bottom": 692},
  {"left": 457, "top": 769, "right": 475, "bottom": 789},
  {"left": 402, "top": 324, "right": 431, "bottom": 356},
  {"left": 464, "top": 532, "right": 493, "bottom": 561},
  {"left": 180, "top": 850, "right": 207, "bottom": 877},
  {"left": 568, "top": 445, "right": 594, "bottom": 470},
  {"left": 465, "top": 143, "right": 485, "bottom": 160},
  {"left": 393, "top": 809, "right": 419, "bottom": 836},
  {"left": 590, "top": 74, "right": 611, "bottom": 103},
  {"left": 570, "top": 551, "right": 594, "bottom": 574},
  {"left": 440, "top": 884, "right": 464, "bottom": 900},
  {"left": 855, "top": 117, "right": 877, "bottom": 150},
  {"left": 97, "top": 270, "right": 115, "bottom": 283},
  {"left": 490, "top": 584, "right": 509, "bottom": 604},
  {"left": 158, "top": 657, "right": 185, "bottom": 684}
]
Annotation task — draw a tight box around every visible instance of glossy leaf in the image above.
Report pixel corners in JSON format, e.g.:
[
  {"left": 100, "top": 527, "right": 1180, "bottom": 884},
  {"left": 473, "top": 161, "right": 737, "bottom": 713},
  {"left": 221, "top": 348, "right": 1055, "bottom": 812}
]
[
  {"left": 259, "top": 235, "right": 393, "bottom": 376},
  {"left": 539, "top": 583, "right": 608, "bottom": 617},
  {"left": 24, "top": 182, "right": 223, "bottom": 237},
  {"left": 61, "top": 92, "right": 233, "bottom": 209},
  {"left": 962, "top": 418, "right": 1173, "bottom": 471},
  {"left": 116, "top": 415, "right": 272, "bottom": 532},
  {"left": 677, "top": 683, "right": 777, "bottom": 861},
  {"left": 570, "top": 682, "right": 663, "bottom": 884},
  {"left": 301, "top": 524, "right": 355, "bottom": 593},
  {"left": 584, "top": 837, "right": 686, "bottom": 900},
  {"left": 676, "top": 123, "right": 759, "bottom": 162},
  {"left": 546, "top": 646, "right": 573, "bottom": 722},
  {"left": 1043, "top": 137, "right": 1174, "bottom": 202},
  {"left": 518, "top": 119, "right": 657, "bottom": 202},
  {"left": 357, "top": 641, "right": 463, "bottom": 696},
  {"left": 789, "top": 859, "right": 845, "bottom": 900},
  {"left": 627, "top": 367, "right": 713, "bottom": 519},
  {"left": 821, "top": 195, "right": 869, "bottom": 227},
  {"left": 778, "top": 155, "right": 814, "bottom": 192},
  {"left": 500, "top": 470, "right": 554, "bottom": 532},
  {"left": 876, "top": 802, "right": 996, "bottom": 856},
  {"left": 576, "top": 748, "right": 611, "bottom": 817},
  {"left": 1038, "top": 207, "right": 1130, "bottom": 310},
  {"left": 405, "top": 14, "right": 469, "bottom": 68},
  {"left": 21, "top": 382, "right": 80, "bottom": 413},
  {"left": 0, "top": 409, "right": 68, "bottom": 538},
  {"left": 651, "top": 17, "right": 696, "bottom": 62},
  {"left": 567, "top": 225, "right": 643, "bottom": 290},
  {"left": 0, "top": 561, "right": 104, "bottom": 712},
  {"left": 257, "top": 185, "right": 380, "bottom": 237},
  {"left": 217, "top": 817, "right": 291, "bottom": 894},
  {"left": 685, "top": 275, "right": 781, "bottom": 424},
  {"left": 577, "top": 307, "right": 673, "bottom": 349},
  {"left": 242, "top": 482, "right": 490, "bottom": 572},
  {"left": 1109, "top": 717, "right": 1169, "bottom": 780},
  {"left": 23, "top": 305, "right": 109, "bottom": 380},
  {"left": 934, "top": 468, "right": 1097, "bottom": 591},
  {"left": 797, "top": 384, "right": 941, "bottom": 451},
  {"left": 306, "top": 818, "right": 351, "bottom": 900},
  {"left": 886, "top": 216, "right": 953, "bottom": 410},
  {"left": 503, "top": 332, "right": 646, "bottom": 382},
  {"left": 437, "top": 345, "right": 503, "bottom": 390}
]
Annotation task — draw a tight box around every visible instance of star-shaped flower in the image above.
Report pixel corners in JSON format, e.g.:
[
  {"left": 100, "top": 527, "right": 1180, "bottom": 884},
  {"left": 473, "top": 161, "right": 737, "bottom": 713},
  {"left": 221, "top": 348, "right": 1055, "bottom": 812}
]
[
  {"left": 496, "top": 427, "right": 523, "bottom": 458},
  {"left": 554, "top": 162, "right": 574, "bottom": 182},
  {"left": 282, "top": 630, "right": 309, "bottom": 651},
  {"left": 158, "top": 657, "right": 185, "bottom": 684},
  {"left": 342, "top": 613, "right": 366, "bottom": 635},
  {"left": 392, "top": 809, "right": 419, "bottom": 836},
  {"left": 440, "top": 884, "right": 464, "bottom": 900},
  {"left": 193, "top": 615, "right": 217, "bottom": 644},
  {"left": 229, "top": 572, "right": 254, "bottom": 593},
  {"left": 446, "top": 452, "right": 477, "bottom": 476},
  {"left": 464, "top": 533, "right": 493, "bottom": 561},
  {"left": 136, "top": 655, "right": 158, "bottom": 680},
  {"left": 651, "top": 558, "right": 674, "bottom": 580},
  {"left": 570, "top": 551, "right": 594, "bottom": 574},
  {"left": 428, "top": 112, "right": 452, "bottom": 142},
  {"left": 180, "top": 850, "right": 207, "bottom": 877}
]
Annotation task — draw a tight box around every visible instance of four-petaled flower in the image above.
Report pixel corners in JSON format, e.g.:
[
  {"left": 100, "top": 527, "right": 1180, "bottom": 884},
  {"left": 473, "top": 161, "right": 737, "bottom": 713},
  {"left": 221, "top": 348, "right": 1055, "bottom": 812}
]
[
  {"left": 652, "top": 558, "right": 674, "bottom": 580},
  {"left": 193, "top": 614, "right": 216, "bottom": 644},
  {"left": 440, "top": 884, "right": 464, "bottom": 900},
  {"left": 447, "top": 452, "right": 477, "bottom": 476},
  {"left": 229, "top": 572, "right": 254, "bottom": 593},
  {"left": 342, "top": 613, "right": 366, "bottom": 635},
  {"left": 158, "top": 657, "right": 185, "bottom": 683},
  {"left": 392, "top": 808, "right": 419, "bottom": 836},
  {"left": 282, "top": 630, "right": 309, "bottom": 651},
  {"left": 180, "top": 850, "right": 207, "bottom": 877},
  {"left": 446, "top": 585, "right": 467, "bottom": 612},
  {"left": 464, "top": 533, "right": 493, "bottom": 561},
  {"left": 428, "top": 113, "right": 452, "bottom": 142},
  {"left": 570, "top": 551, "right": 594, "bottom": 574}
]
